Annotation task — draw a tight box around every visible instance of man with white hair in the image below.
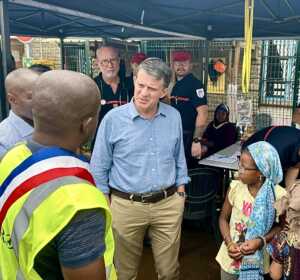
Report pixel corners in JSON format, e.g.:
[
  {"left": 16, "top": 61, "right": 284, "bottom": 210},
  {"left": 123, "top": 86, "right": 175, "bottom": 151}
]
[{"left": 94, "top": 45, "right": 133, "bottom": 124}]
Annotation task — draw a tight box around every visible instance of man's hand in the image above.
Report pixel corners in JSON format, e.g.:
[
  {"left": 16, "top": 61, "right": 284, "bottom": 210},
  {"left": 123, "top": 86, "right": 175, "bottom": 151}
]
[
  {"left": 191, "top": 142, "right": 202, "bottom": 158},
  {"left": 240, "top": 239, "right": 262, "bottom": 255},
  {"left": 227, "top": 243, "right": 243, "bottom": 260},
  {"left": 105, "top": 195, "right": 111, "bottom": 206}
]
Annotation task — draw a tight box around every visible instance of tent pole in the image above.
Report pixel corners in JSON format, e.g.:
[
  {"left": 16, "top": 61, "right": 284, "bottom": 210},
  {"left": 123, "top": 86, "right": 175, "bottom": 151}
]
[
  {"left": 60, "top": 37, "right": 65, "bottom": 70},
  {"left": 292, "top": 41, "right": 300, "bottom": 126},
  {"left": 0, "top": 0, "right": 11, "bottom": 119}
]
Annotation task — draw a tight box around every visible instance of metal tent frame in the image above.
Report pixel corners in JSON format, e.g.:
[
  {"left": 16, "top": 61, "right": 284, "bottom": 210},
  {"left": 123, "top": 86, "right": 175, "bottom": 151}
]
[{"left": 1, "top": 0, "right": 300, "bottom": 118}]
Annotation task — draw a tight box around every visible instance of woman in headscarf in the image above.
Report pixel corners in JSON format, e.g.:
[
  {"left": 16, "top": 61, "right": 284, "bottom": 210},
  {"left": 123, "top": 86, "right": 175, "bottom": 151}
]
[
  {"left": 201, "top": 103, "right": 237, "bottom": 157},
  {"left": 216, "top": 141, "right": 286, "bottom": 280}
]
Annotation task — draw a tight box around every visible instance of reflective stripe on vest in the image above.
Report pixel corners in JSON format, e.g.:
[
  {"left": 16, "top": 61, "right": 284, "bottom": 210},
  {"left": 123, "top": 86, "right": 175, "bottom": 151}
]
[
  {"left": 11, "top": 176, "right": 90, "bottom": 259},
  {"left": 16, "top": 268, "right": 24, "bottom": 280},
  {"left": 0, "top": 144, "right": 116, "bottom": 280},
  {"left": 0, "top": 156, "right": 93, "bottom": 228},
  {"left": 0, "top": 146, "right": 90, "bottom": 197}
]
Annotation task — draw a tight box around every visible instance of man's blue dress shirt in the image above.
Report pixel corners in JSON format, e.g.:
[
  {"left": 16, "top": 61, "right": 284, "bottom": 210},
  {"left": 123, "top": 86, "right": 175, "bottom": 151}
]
[
  {"left": 0, "top": 110, "right": 33, "bottom": 159},
  {"left": 90, "top": 101, "right": 190, "bottom": 194}
]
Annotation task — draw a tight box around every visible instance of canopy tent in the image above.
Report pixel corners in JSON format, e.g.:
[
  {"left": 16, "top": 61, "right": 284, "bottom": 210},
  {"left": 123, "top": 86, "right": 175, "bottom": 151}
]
[
  {"left": 6, "top": 0, "right": 300, "bottom": 40},
  {"left": 2, "top": 0, "right": 300, "bottom": 118}
]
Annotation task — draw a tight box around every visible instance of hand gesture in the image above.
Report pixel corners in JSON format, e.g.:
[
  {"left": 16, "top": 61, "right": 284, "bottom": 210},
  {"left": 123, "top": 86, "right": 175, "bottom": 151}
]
[
  {"left": 239, "top": 239, "right": 262, "bottom": 255},
  {"left": 228, "top": 242, "right": 243, "bottom": 260}
]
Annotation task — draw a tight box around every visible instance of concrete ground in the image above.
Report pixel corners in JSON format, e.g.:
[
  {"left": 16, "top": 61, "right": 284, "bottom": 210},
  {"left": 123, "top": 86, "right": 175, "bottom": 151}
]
[{"left": 137, "top": 225, "right": 220, "bottom": 280}]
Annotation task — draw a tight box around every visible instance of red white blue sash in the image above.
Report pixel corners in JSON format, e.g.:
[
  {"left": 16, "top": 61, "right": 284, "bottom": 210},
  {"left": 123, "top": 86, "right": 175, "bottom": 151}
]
[{"left": 0, "top": 146, "right": 95, "bottom": 228}]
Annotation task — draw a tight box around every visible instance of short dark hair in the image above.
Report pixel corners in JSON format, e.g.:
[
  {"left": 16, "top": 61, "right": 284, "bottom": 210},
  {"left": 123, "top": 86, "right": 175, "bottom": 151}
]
[{"left": 29, "top": 64, "right": 51, "bottom": 74}]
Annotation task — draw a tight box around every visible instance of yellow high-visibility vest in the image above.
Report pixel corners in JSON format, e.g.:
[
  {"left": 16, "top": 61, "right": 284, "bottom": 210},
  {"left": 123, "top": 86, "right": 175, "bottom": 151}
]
[{"left": 0, "top": 143, "right": 116, "bottom": 279}]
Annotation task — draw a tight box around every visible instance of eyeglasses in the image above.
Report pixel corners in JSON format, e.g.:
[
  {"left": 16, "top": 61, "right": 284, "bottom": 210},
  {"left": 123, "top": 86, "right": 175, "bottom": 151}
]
[
  {"left": 238, "top": 161, "right": 257, "bottom": 173},
  {"left": 99, "top": 58, "right": 119, "bottom": 67}
]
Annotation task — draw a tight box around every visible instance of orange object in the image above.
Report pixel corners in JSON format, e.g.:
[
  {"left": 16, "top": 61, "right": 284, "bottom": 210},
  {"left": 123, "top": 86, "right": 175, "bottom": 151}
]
[{"left": 213, "top": 60, "right": 226, "bottom": 74}]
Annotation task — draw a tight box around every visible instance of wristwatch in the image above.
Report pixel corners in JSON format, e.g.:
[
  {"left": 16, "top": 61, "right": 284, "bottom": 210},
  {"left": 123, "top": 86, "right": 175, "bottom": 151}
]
[
  {"left": 177, "top": 191, "right": 186, "bottom": 198},
  {"left": 192, "top": 137, "right": 202, "bottom": 143}
]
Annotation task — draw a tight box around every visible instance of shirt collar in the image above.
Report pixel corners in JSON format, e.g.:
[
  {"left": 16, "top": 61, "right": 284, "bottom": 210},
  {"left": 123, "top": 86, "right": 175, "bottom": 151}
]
[
  {"left": 176, "top": 72, "right": 193, "bottom": 83},
  {"left": 128, "top": 99, "right": 167, "bottom": 120},
  {"left": 9, "top": 110, "right": 33, "bottom": 137}
]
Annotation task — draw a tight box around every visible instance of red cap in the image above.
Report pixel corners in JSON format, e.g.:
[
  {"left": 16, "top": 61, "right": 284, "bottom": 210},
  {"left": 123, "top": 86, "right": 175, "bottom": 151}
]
[
  {"left": 131, "top": 52, "right": 147, "bottom": 64},
  {"left": 172, "top": 51, "right": 192, "bottom": 62}
]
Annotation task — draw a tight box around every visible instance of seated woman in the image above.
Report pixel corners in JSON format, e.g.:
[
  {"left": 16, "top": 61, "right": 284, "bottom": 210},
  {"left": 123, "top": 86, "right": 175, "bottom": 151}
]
[{"left": 201, "top": 103, "right": 237, "bottom": 157}]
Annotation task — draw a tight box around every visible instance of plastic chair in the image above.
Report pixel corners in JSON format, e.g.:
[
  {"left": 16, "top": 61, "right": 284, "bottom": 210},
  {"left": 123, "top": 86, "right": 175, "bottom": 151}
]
[{"left": 183, "top": 167, "right": 221, "bottom": 243}]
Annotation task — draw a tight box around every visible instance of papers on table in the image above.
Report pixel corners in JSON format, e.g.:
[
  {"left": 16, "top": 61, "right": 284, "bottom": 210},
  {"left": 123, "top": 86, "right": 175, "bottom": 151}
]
[
  {"left": 198, "top": 142, "right": 241, "bottom": 170},
  {"left": 206, "top": 152, "right": 239, "bottom": 164}
]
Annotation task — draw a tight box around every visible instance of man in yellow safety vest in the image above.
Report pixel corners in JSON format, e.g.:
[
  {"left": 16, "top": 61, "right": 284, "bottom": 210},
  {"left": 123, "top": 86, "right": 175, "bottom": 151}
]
[{"left": 0, "top": 70, "right": 116, "bottom": 280}]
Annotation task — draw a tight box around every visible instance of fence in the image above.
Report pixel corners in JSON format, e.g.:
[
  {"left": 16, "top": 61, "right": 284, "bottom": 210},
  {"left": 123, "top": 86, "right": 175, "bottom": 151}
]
[{"left": 141, "top": 39, "right": 300, "bottom": 130}]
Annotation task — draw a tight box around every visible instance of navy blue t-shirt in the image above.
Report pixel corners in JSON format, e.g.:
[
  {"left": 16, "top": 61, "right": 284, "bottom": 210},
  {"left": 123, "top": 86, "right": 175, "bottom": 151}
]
[
  {"left": 242, "top": 126, "right": 300, "bottom": 170},
  {"left": 94, "top": 74, "right": 133, "bottom": 123},
  {"left": 171, "top": 73, "right": 207, "bottom": 132},
  {"left": 34, "top": 209, "right": 106, "bottom": 280},
  {"left": 203, "top": 122, "right": 237, "bottom": 156}
]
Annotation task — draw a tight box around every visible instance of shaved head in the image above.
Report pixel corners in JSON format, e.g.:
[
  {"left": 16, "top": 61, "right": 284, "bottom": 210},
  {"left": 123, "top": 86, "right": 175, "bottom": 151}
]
[
  {"left": 5, "top": 68, "right": 39, "bottom": 120},
  {"left": 32, "top": 70, "right": 100, "bottom": 136},
  {"left": 5, "top": 68, "right": 38, "bottom": 93}
]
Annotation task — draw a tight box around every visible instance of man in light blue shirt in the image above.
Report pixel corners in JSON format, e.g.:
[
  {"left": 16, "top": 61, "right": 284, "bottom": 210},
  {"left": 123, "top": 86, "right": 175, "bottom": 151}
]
[
  {"left": 90, "top": 58, "right": 189, "bottom": 280},
  {"left": 0, "top": 69, "right": 39, "bottom": 159}
]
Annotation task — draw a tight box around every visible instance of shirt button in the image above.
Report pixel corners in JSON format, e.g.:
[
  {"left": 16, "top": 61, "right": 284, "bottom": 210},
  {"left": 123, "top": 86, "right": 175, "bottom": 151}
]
[
  {"left": 152, "top": 168, "right": 156, "bottom": 172},
  {"left": 150, "top": 138, "right": 153, "bottom": 141},
  {"left": 151, "top": 152, "right": 155, "bottom": 155}
]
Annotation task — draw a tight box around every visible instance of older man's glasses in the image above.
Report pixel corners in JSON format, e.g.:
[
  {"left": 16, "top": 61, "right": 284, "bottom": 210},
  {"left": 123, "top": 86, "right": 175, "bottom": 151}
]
[{"left": 99, "top": 58, "right": 119, "bottom": 67}]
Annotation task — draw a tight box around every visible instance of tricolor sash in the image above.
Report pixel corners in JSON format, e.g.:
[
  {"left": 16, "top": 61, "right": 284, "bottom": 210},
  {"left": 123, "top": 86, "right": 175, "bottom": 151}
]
[{"left": 0, "top": 146, "right": 95, "bottom": 228}]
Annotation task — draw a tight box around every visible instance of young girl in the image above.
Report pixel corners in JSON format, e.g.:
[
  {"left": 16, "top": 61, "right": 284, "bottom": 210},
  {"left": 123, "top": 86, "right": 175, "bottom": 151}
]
[
  {"left": 216, "top": 141, "right": 286, "bottom": 280},
  {"left": 268, "top": 180, "right": 300, "bottom": 280}
]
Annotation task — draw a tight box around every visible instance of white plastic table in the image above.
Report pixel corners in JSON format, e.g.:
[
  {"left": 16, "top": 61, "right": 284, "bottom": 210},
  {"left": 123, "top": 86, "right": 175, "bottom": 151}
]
[{"left": 198, "top": 142, "right": 241, "bottom": 171}]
